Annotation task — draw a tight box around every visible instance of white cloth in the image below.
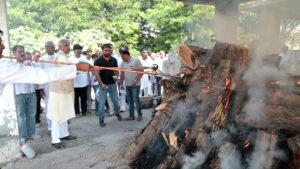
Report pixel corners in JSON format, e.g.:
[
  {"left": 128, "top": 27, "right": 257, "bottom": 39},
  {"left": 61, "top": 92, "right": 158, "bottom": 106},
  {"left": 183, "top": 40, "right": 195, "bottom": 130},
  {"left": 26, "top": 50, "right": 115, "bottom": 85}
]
[
  {"left": 51, "top": 121, "right": 69, "bottom": 144},
  {"left": 0, "top": 59, "right": 77, "bottom": 96},
  {"left": 15, "top": 61, "right": 36, "bottom": 95},
  {"left": 69, "top": 55, "right": 89, "bottom": 88},
  {"left": 38, "top": 54, "right": 57, "bottom": 90},
  {"left": 39, "top": 54, "right": 57, "bottom": 131},
  {"left": 119, "top": 90, "right": 126, "bottom": 111}
]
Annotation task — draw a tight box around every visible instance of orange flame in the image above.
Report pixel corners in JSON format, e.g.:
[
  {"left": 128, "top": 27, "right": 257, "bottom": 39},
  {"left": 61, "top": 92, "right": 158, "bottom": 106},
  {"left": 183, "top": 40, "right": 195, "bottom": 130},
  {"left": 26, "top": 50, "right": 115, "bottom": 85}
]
[
  {"left": 185, "top": 130, "right": 189, "bottom": 138},
  {"left": 226, "top": 78, "right": 231, "bottom": 86}
]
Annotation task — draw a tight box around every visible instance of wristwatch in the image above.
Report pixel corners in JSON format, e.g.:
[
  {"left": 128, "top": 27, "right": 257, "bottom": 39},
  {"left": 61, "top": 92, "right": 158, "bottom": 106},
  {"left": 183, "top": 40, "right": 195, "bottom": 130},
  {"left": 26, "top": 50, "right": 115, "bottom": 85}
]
[{"left": 134, "top": 79, "right": 137, "bottom": 83}]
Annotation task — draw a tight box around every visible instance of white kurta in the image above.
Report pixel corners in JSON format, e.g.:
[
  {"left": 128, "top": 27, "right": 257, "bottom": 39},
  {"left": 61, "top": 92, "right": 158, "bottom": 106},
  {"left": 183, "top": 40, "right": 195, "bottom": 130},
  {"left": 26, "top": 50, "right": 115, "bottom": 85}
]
[
  {"left": 39, "top": 54, "right": 57, "bottom": 130},
  {"left": 139, "top": 57, "right": 152, "bottom": 96},
  {"left": 0, "top": 59, "right": 77, "bottom": 96},
  {"left": 47, "top": 51, "right": 75, "bottom": 123}
]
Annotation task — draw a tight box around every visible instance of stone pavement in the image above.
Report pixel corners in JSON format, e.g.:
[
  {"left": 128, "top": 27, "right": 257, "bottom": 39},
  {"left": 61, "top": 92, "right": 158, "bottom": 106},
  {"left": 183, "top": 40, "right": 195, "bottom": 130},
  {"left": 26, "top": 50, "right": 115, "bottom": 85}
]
[{"left": 3, "top": 108, "right": 153, "bottom": 169}]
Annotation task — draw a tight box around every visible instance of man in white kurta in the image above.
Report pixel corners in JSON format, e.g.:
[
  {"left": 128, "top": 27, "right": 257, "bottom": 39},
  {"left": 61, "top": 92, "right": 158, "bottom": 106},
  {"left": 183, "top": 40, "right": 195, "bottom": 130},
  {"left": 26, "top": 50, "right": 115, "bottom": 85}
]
[
  {"left": 138, "top": 49, "right": 152, "bottom": 97},
  {"left": 39, "top": 41, "right": 57, "bottom": 132},
  {"left": 47, "top": 39, "right": 77, "bottom": 148}
]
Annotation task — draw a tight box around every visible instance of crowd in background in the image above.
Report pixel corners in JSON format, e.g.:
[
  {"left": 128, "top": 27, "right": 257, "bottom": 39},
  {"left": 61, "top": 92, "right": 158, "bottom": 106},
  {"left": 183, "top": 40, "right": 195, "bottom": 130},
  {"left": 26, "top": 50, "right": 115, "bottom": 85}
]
[{"left": 12, "top": 40, "right": 168, "bottom": 148}]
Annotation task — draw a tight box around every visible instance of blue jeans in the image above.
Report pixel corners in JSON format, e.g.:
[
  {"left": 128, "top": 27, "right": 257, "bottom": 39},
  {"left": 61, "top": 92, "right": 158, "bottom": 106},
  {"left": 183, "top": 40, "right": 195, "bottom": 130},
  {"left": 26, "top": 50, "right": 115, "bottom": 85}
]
[
  {"left": 98, "top": 83, "right": 119, "bottom": 121},
  {"left": 92, "top": 85, "right": 99, "bottom": 113},
  {"left": 16, "top": 93, "right": 37, "bottom": 138},
  {"left": 126, "top": 86, "right": 142, "bottom": 118},
  {"left": 156, "top": 77, "right": 162, "bottom": 96}
]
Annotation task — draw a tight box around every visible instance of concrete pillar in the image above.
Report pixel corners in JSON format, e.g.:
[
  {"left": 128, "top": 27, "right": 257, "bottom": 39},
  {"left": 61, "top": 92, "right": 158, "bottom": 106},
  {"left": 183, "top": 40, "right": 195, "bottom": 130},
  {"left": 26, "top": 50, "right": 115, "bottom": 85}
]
[
  {"left": 214, "top": 0, "right": 239, "bottom": 44},
  {"left": 256, "top": 10, "right": 281, "bottom": 56},
  {"left": 0, "top": 0, "right": 22, "bottom": 166}
]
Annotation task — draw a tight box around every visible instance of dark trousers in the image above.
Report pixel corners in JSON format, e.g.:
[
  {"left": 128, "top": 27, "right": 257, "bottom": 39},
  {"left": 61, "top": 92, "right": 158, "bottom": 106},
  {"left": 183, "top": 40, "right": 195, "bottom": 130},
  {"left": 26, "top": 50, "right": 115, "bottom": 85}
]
[
  {"left": 74, "top": 87, "right": 88, "bottom": 115},
  {"left": 156, "top": 77, "right": 162, "bottom": 96},
  {"left": 35, "top": 89, "right": 42, "bottom": 124}
]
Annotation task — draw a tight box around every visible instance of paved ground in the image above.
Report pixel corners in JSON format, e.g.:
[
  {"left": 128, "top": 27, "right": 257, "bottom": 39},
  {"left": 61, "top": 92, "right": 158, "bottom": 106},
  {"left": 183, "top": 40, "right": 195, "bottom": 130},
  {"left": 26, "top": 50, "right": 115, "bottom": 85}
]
[{"left": 3, "top": 107, "right": 153, "bottom": 169}]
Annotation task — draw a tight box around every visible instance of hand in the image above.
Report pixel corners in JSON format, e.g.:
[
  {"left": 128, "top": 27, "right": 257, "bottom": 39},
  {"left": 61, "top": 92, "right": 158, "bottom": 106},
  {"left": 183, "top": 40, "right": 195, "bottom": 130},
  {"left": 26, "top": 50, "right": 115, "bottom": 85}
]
[
  {"left": 121, "top": 85, "right": 125, "bottom": 90},
  {"left": 101, "top": 84, "right": 108, "bottom": 90},
  {"left": 40, "top": 89, "right": 45, "bottom": 99},
  {"left": 76, "top": 63, "right": 92, "bottom": 71},
  {"left": 88, "top": 78, "right": 92, "bottom": 84}
]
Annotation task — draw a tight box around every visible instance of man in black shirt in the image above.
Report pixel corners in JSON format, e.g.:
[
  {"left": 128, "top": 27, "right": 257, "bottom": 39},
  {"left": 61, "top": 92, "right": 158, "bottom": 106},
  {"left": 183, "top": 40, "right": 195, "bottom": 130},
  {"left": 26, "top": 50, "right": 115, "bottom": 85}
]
[{"left": 94, "top": 44, "right": 122, "bottom": 127}]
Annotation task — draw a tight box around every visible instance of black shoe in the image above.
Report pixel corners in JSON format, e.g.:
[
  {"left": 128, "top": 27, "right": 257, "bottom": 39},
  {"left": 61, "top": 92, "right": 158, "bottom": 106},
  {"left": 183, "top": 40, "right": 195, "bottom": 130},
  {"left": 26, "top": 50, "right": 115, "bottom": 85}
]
[
  {"left": 52, "top": 143, "right": 64, "bottom": 149},
  {"left": 99, "top": 121, "right": 106, "bottom": 127},
  {"left": 61, "top": 135, "right": 77, "bottom": 140},
  {"left": 116, "top": 114, "right": 122, "bottom": 121}
]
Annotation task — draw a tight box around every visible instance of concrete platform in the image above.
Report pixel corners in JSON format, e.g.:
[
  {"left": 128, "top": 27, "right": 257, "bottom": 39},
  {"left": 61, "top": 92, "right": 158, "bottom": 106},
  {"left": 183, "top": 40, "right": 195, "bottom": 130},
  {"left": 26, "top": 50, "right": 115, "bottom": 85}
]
[{"left": 3, "top": 108, "right": 153, "bottom": 169}]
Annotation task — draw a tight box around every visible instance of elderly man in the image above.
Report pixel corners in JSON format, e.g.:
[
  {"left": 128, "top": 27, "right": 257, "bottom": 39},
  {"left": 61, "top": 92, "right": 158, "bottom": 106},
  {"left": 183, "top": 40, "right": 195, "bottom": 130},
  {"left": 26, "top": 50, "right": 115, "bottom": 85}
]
[
  {"left": 0, "top": 31, "right": 91, "bottom": 144},
  {"left": 39, "top": 41, "right": 57, "bottom": 132},
  {"left": 0, "top": 30, "right": 91, "bottom": 91},
  {"left": 47, "top": 39, "right": 78, "bottom": 148}
]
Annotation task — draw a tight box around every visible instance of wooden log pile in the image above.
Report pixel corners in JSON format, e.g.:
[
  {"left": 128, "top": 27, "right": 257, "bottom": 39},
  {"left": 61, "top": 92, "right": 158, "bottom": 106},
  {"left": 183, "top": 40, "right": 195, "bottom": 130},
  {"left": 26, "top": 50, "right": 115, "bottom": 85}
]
[{"left": 125, "top": 42, "right": 300, "bottom": 169}]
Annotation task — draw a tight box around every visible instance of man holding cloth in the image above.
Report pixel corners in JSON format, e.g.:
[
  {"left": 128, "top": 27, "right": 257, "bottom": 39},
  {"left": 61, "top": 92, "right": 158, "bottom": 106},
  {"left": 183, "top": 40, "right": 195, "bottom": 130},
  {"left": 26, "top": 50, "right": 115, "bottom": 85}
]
[{"left": 47, "top": 39, "right": 77, "bottom": 148}]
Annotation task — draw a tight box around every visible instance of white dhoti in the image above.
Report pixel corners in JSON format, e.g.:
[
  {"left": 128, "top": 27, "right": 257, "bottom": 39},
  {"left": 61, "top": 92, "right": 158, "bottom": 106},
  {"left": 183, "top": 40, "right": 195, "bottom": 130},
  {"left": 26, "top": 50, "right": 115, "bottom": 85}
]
[
  {"left": 119, "top": 89, "right": 126, "bottom": 111},
  {"left": 140, "top": 75, "right": 150, "bottom": 97},
  {"left": 51, "top": 121, "right": 69, "bottom": 144},
  {"left": 43, "top": 84, "right": 52, "bottom": 131}
]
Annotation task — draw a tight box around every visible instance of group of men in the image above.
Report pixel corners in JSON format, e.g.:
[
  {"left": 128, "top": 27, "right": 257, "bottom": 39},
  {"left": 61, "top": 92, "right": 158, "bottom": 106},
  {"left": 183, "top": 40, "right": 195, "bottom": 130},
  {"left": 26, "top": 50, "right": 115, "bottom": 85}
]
[{"left": 0, "top": 29, "right": 168, "bottom": 149}]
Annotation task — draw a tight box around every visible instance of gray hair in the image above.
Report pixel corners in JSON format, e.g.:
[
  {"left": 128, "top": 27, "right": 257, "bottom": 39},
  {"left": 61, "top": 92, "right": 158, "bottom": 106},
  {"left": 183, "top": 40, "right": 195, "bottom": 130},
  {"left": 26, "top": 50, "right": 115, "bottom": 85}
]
[{"left": 58, "top": 39, "right": 70, "bottom": 46}]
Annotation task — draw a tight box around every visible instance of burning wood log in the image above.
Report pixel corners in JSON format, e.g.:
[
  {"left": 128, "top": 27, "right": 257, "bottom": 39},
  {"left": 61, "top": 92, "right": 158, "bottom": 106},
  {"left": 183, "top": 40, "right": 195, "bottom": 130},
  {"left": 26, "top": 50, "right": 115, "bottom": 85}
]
[
  {"left": 177, "top": 45, "right": 208, "bottom": 69},
  {"left": 236, "top": 106, "right": 300, "bottom": 134},
  {"left": 127, "top": 42, "right": 249, "bottom": 169}
]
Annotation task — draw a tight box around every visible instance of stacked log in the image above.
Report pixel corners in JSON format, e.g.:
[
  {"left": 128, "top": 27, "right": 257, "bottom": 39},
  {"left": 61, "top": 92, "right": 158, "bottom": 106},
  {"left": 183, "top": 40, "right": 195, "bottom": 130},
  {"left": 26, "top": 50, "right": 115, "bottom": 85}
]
[{"left": 126, "top": 42, "right": 300, "bottom": 169}]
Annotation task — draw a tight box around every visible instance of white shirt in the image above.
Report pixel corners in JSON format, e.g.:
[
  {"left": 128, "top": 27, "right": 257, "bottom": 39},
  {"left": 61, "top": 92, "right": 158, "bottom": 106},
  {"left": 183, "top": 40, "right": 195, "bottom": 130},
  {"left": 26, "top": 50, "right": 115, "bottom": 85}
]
[
  {"left": 38, "top": 54, "right": 57, "bottom": 90},
  {"left": 69, "top": 55, "right": 89, "bottom": 88},
  {"left": 0, "top": 59, "right": 77, "bottom": 96},
  {"left": 15, "top": 61, "right": 36, "bottom": 95}
]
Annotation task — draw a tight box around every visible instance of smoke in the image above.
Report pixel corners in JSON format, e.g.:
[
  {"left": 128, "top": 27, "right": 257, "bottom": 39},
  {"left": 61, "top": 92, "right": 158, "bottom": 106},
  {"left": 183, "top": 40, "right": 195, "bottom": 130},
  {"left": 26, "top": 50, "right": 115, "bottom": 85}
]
[
  {"left": 211, "top": 130, "right": 229, "bottom": 147},
  {"left": 182, "top": 151, "right": 206, "bottom": 169},
  {"left": 247, "top": 138, "right": 286, "bottom": 169},
  {"left": 218, "top": 143, "right": 244, "bottom": 169}
]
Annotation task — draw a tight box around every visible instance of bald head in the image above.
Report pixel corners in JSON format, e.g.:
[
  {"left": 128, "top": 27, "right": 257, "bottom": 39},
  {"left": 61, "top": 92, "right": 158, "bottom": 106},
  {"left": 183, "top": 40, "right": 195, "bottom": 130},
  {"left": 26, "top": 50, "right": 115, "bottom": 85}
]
[{"left": 45, "top": 41, "right": 55, "bottom": 55}]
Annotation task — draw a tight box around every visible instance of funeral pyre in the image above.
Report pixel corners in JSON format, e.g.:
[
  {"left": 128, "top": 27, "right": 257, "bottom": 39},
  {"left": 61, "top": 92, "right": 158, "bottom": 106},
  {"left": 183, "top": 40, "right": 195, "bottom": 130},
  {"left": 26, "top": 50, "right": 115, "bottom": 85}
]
[{"left": 125, "top": 42, "right": 300, "bottom": 169}]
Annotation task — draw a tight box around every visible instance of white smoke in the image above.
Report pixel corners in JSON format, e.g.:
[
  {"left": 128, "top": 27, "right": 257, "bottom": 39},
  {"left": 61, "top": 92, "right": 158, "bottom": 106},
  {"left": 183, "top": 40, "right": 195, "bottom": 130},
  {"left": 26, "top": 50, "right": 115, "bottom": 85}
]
[
  {"left": 218, "top": 143, "right": 244, "bottom": 169},
  {"left": 182, "top": 151, "right": 206, "bottom": 169}
]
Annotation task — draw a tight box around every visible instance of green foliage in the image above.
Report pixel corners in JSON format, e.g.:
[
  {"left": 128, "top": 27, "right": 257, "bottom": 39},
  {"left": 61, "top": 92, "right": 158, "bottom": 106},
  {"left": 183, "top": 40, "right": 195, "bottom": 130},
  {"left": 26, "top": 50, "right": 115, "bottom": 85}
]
[{"left": 7, "top": 0, "right": 217, "bottom": 55}]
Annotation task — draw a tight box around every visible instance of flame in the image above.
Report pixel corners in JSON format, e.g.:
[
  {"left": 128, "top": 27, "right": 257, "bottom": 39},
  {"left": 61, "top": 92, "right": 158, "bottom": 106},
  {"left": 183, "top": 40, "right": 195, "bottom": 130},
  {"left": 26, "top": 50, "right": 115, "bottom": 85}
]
[
  {"left": 226, "top": 78, "right": 230, "bottom": 86},
  {"left": 207, "top": 85, "right": 210, "bottom": 90},
  {"left": 225, "top": 97, "right": 230, "bottom": 109},
  {"left": 185, "top": 130, "right": 189, "bottom": 138},
  {"left": 243, "top": 139, "right": 251, "bottom": 149}
]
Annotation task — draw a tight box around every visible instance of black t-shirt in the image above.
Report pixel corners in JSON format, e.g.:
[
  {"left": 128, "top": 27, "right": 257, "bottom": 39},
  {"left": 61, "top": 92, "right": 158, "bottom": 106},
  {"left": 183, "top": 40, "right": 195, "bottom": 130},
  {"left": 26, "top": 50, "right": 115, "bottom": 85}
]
[{"left": 94, "top": 56, "right": 118, "bottom": 85}]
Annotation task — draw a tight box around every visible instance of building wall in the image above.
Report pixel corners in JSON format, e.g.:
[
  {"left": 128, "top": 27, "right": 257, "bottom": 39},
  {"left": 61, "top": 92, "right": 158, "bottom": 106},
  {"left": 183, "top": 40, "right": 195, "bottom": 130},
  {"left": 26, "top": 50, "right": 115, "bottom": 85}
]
[{"left": 0, "top": 0, "right": 22, "bottom": 166}]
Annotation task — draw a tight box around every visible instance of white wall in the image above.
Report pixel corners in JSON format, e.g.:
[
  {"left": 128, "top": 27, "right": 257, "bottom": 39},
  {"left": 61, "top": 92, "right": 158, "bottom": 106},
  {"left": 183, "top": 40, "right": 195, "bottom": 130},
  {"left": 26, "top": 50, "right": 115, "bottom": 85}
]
[{"left": 0, "top": 0, "right": 22, "bottom": 166}]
